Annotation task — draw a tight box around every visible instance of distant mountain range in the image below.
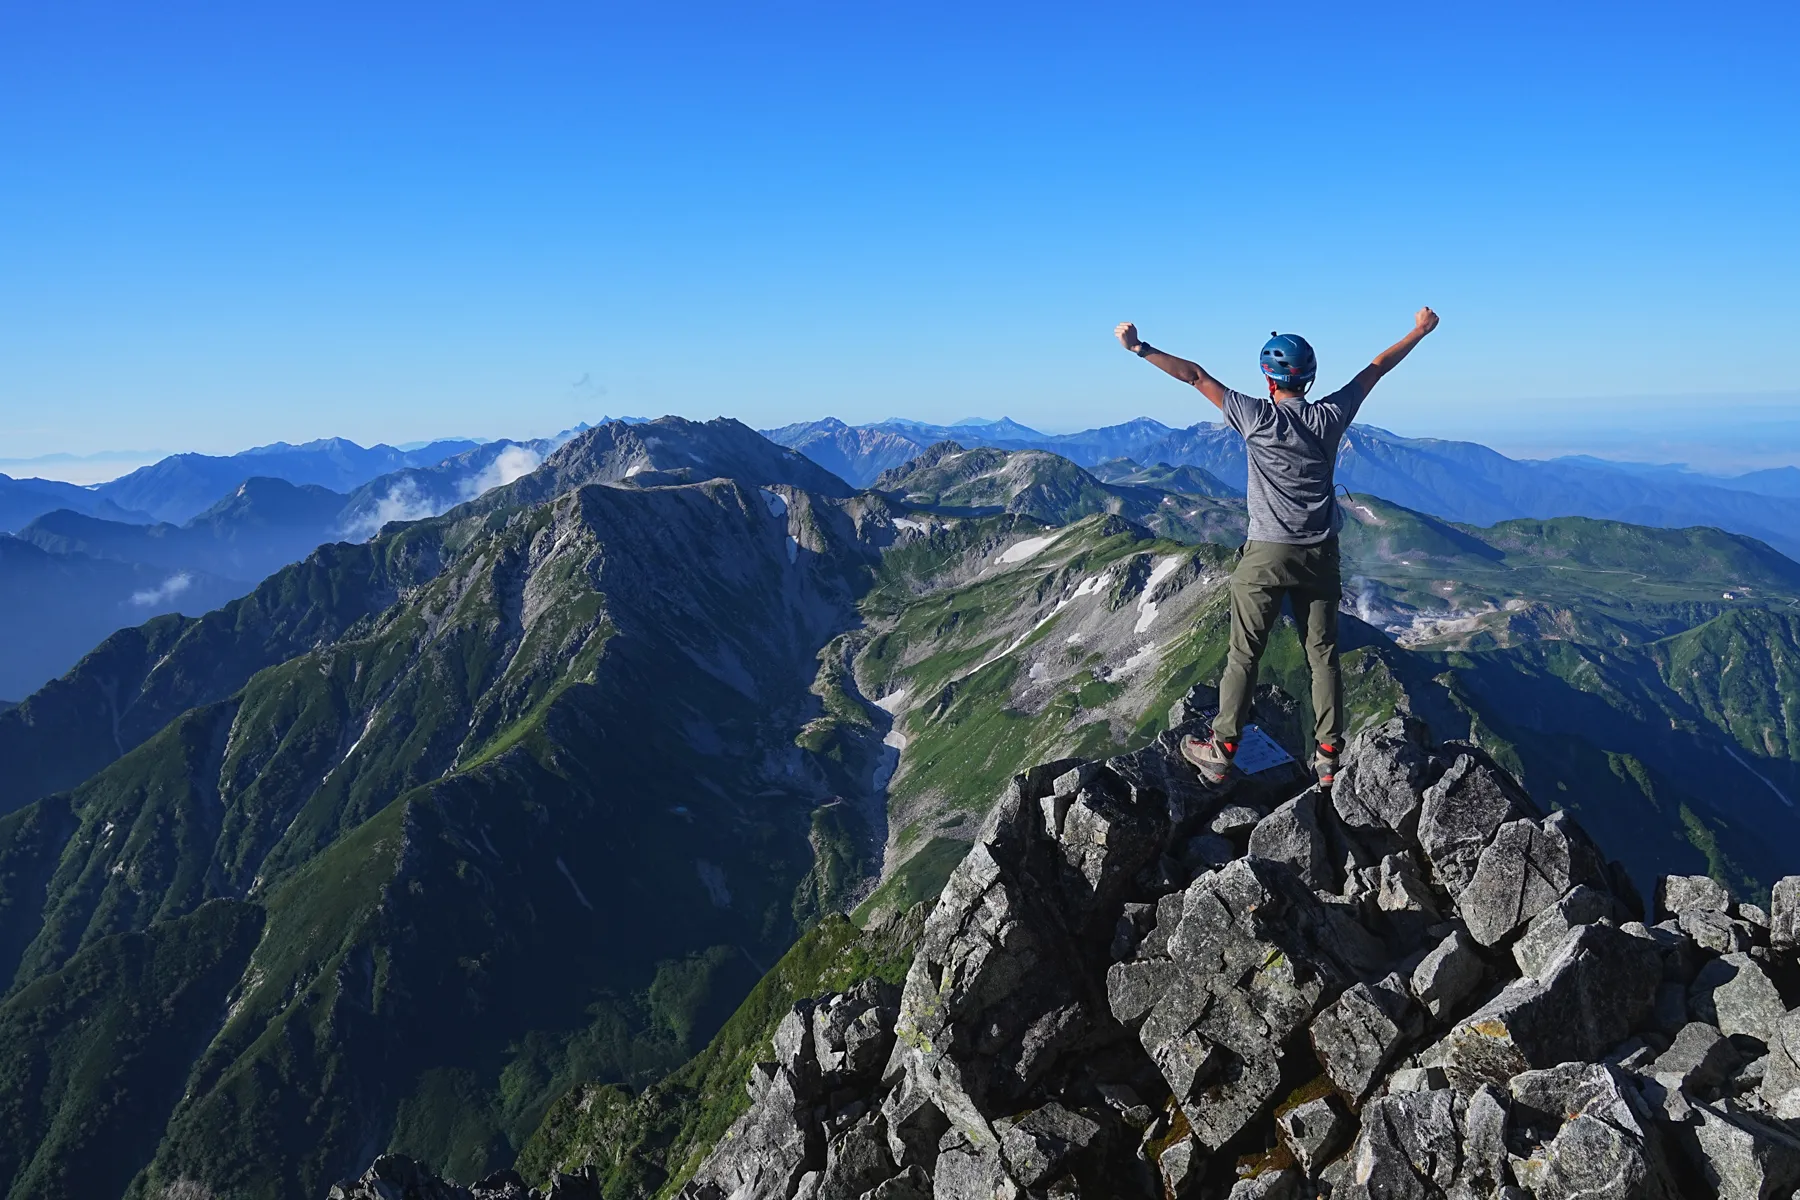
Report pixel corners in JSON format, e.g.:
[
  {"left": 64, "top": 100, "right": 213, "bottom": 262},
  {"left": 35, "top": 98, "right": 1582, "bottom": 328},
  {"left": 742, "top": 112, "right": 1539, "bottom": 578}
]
[
  {"left": 2, "top": 416, "right": 1800, "bottom": 1197},
  {"left": 765, "top": 416, "right": 1800, "bottom": 559}
]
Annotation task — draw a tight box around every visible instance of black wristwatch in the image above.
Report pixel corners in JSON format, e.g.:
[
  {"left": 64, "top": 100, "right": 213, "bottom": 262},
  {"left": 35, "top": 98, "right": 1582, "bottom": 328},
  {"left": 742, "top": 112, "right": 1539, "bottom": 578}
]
[{"left": 1134, "top": 343, "right": 1154, "bottom": 357}]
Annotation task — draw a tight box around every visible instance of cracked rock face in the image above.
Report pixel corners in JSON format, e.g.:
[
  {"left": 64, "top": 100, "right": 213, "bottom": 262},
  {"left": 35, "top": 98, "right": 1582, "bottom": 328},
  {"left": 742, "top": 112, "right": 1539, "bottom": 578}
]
[{"left": 342, "top": 703, "right": 1800, "bottom": 1200}]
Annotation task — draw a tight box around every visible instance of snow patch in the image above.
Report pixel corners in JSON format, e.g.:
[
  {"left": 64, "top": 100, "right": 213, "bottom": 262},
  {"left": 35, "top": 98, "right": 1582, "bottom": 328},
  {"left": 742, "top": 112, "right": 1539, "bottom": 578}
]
[
  {"left": 1133, "top": 555, "right": 1182, "bottom": 633},
  {"left": 874, "top": 688, "right": 909, "bottom": 714},
  {"left": 759, "top": 488, "right": 788, "bottom": 518},
  {"left": 998, "top": 534, "right": 1059, "bottom": 565},
  {"left": 1115, "top": 642, "right": 1160, "bottom": 676},
  {"left": 892, "top": 517, "right": 930, "bottom": 533},
  {"left": 785, "top": 535, "right": 800, "bottom": 563},
  {"left": 1072, "top": 572, "right": 1109, "bottom": 598}
]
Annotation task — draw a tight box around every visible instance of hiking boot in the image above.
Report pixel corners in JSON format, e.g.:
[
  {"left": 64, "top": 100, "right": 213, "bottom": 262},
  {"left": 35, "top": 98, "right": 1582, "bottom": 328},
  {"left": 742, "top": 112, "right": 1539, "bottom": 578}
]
[
  {"left": 1181, "top": 734, "right": 1236, "bottom": 785},
  {"left": 1314, "top": 742, "right": 1341, "bottom": 789}
]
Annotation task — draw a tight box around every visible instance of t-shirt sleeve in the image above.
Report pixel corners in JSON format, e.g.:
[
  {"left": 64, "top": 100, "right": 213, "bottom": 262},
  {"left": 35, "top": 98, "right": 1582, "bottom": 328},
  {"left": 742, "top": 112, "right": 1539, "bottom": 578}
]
[
  {"left": 1312, "top": 380, "right": 1369, "bottom": 439},
  {"left": 1220, "top": 388, "right": 1266, "bottom": 436}
]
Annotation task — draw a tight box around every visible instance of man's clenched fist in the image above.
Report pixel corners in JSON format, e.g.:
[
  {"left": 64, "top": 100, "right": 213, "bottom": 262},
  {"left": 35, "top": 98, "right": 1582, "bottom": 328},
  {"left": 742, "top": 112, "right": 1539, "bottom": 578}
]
[
  {"left": 1115, "top": 322, "right": 1143, "bottom": 352},
  {"left": 1415, "top": 307, "right": 1440, "bottom": 335}
]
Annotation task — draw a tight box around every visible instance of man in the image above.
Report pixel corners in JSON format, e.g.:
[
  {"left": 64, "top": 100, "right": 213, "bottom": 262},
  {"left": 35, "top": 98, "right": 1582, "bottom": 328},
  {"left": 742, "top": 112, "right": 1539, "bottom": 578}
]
[{"left": 1114, "top": 308, "right": 1440, "bottom": 787}]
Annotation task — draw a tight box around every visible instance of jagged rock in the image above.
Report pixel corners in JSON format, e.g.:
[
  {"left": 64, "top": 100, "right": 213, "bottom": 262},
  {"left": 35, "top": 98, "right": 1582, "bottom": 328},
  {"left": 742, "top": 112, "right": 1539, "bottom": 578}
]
[
  {"left": 1376, "top": 851, "right": 1440, "bottom": 919},
  {"left": 1388, "top": 1065, "right": 1447, "bottom": 1092},
  {"left": 1155, "top": 1137, "right": 1202, "bottom": 1199},
  {"left": 1246, "top": 790, "right": 1333, "bottom": 891},
  {"left": 932, "top": 1137, "right": 1018, "bottom": 1200},
  {"left": 1677, "top": 1100, "right": 1800, "bottom": 1200},
  {"left": 1459, "top": 1083, "right": 1513, "bottom": 1196},
  {"left": 817, "top": 1113, "right": 896, "bottom": 1200},
  {"left": 1512, "top": 884, "right": 1614, "bottom": 978},
  {"left": 1771, "top": 877, "right": 1800, "bottom": 952},
  {"left": 1277, "top": 1093, "right": 1352, "bottom": 1176},
  {"left": 1337, "top": 1088, "right": 1460, "bottom": 1199},
  {"left": 1647, "top": 1021, "right": 1740, "bottom": 1093},
  {"left": 328, "top": 1156, "right": 476, "bottom": 1200},
  {"left": 1762, "top": 1008, "right": 1800, "bottom": 1119},
  {"left": 814, "top": 981, "right": 900, "bottom": 1079},
  {"left": 1507, "top": 1062, "right": 1680, "bottom": 1200},
  {"left": 881, "top": 1071, "right": 951, "bottom": 1171},
  {"left": 777, "top": 1003, "right": 822, "bottom": 1089},
  {"left": 1410, "top": 928, "right": 1484, "bottom": 1021},
  {"left": 864, "top": 1166, "right": 932, "bottom": 1200},
  {"left": 1457, "top": 812, "right": 1608, "bottom": 947},
  {"left": 679, "top": 1065, "right": 821, "bottom": 1200},
  {"left": 1439, "top": 921, "right": 1660, "bottom": 1084},
  {"left": 1740, "top": 903, "right": 1771, "bottom": 930},
  {"left": 1415, "top": 751, "right": 1533, "bottom": 898},
  {"left": 1330, "top": 716, "right": 1432, "bottom": 842},
  {"left": 1657, "top": 874, "right": 1733, "bottom": 921},
  {"left": 1310, "top": 974, "right": 1422, "bottom": 1100},
  {"left": 1227, "top": 1167, "right": 1301, "bottom": 1199},
  {"left": 1690, "top": 953, "right": 1787, "bottom": 1041},
  {"left": 1119, "top": 856, "right": 1386, "bottom": 1150},
  {"left": 1681, "top": 906, "right": 1753, "bottom": 955},
  {"left": 1210, "top": 803, "right": 1265, "bottom": 838},
  {"left": 994, "top": 1101, "right": 1101, "bottom": 1188}
]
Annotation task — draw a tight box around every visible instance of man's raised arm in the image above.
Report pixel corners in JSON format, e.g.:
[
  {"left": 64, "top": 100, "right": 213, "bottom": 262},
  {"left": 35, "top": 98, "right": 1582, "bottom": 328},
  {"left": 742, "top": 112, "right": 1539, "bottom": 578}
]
[
  {"left": 1115, "top": 322, "right": 1231, "bottom": 411},
  {"left": 1349, "top": 307, "right": 1440, "bottom": 399}
]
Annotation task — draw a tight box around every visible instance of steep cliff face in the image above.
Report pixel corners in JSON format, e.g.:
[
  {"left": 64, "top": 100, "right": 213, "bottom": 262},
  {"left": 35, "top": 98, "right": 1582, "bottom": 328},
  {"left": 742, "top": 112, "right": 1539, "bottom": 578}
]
[{"left": 350, "top": 701, "right": 1800, "bottom": 1200}]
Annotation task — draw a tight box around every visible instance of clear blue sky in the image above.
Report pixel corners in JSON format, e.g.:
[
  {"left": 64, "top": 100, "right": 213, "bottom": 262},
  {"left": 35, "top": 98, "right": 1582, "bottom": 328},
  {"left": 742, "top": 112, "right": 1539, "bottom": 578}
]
[{"left": 3, "top": 1, "right": 1796, "bottom": 465}]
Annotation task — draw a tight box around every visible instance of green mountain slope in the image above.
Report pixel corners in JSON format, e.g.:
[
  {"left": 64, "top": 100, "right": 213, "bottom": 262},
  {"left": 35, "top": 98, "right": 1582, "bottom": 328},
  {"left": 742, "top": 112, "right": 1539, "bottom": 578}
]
[{"left": 6, "top": 435, "right": 1800, "bottom": 1199}]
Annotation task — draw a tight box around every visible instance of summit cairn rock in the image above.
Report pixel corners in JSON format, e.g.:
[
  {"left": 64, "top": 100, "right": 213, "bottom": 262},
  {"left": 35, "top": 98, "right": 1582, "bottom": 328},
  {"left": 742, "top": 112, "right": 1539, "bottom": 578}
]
[{"left": 359, "top": 696, "right": 1800, "bottom": 1200}]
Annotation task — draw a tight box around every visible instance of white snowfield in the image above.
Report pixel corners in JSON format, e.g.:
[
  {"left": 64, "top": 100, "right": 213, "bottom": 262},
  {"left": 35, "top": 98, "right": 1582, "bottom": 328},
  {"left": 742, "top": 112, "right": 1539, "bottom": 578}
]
[
  {"left": 1133, "top": 554, "right": 1184, "bottom": 634},
  {"left": 998, "top": 533, "right": 1059, "bottom": 565},
  {"left": 759, "top": 488, "right": 788, "bottom": 518}
]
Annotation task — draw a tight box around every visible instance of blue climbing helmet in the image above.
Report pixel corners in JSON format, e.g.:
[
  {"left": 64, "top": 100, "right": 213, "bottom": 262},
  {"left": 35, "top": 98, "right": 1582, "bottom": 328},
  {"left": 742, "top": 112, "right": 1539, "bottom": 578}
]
[{"left": 1260, "top": 332, "right": 1317, "bottom": 389}]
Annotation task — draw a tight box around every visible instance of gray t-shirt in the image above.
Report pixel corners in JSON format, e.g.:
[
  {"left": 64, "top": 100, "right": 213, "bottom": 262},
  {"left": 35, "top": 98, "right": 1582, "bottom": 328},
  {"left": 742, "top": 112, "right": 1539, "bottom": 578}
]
[{"left": 1220, "top": 383, "right": 1366, "bottom": 545}]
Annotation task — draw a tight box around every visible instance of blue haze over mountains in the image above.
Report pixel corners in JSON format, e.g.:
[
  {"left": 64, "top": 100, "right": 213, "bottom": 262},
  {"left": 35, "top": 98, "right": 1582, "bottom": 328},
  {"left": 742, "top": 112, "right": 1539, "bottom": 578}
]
[{"left": 4, "top": 411, "right": 1800, "bottom": 702}]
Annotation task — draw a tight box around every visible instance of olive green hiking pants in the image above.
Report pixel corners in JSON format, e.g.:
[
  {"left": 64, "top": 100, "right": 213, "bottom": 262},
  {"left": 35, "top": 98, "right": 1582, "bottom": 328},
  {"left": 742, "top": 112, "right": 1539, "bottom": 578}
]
[{"left": 1214, "top": 537, "right": 1343, "bottom": 750}]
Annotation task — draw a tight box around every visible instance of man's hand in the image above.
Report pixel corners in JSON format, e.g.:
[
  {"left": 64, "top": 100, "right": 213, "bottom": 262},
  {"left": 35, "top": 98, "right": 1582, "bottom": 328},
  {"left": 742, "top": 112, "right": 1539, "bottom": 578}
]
[
  {"left": 1352, "top": 308, "right": 1440, "bottom": 397},
  {"left": 1115, "top": 321, "right": 1144, "bottom": 353}
]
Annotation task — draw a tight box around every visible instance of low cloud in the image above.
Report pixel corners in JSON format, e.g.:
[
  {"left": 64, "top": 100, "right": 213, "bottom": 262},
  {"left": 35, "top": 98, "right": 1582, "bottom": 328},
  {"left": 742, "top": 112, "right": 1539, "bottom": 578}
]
[
  {"left": 131, "top": 572, "right": 193, "bottom": 607},
  {"left": 339, "top": 478, "right": 439, "bottom": 542},
  {"left": 340, "top": 444, "right": 545, "bottom": 542},
  {"left": 465, "top": 445, "right": 542, "bottom": 498}
]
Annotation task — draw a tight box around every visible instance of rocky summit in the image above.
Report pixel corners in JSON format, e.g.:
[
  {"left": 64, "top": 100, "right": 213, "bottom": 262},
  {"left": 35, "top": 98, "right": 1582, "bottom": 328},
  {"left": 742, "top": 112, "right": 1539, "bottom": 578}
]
[{"left": 329, "top": 693, "right": 1800, "bottom": 1200}]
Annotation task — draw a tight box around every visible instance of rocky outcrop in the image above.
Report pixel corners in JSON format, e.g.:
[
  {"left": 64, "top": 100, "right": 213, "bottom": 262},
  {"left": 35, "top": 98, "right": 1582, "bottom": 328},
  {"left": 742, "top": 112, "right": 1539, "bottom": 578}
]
[{"left": 336, "top": 697, "right": 1800, "bottom": 1199}]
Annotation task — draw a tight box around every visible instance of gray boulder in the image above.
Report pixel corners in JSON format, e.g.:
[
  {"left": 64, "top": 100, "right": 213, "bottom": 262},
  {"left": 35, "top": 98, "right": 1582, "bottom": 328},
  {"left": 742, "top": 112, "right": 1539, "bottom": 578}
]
[
  {"left": 1678, "top": 1100, "right": 1800, "bottom": 1200},
  {"left": 862, "top": 1166, "right": 932, "bottom": 1200},
  {"left": 1656, "top": 874, "right": 1732, "bottom": 921},
  {"left": 1690, "top": 953, "right": 1787, "bottom": 1041},
  {"left": 1507, "top": 1062, "right": 1680, "bottom": 1200},
  {"left": 1246, "top": 790, "right": 1333, "bottom": 891},
  {"left": 1227, "top": 1167, "right": 1301, "bottom": 1199},
  {"left": 1680, "top": 906, "right": 1753, "bottom": 955},
  {"left": 994, "top": 1101, "right": 1101, "bottom": 1188},
  {"left": 1330, "top": 716, "right": 1433, "bottom": 841},
  {"left": 1440, "top": 921, "right": 1660, "bottom": 1084},
  {"left": 679, "top": 1065, "right": 822, "bottom": 1200},
  {"left": 1647, "top": 1022, "right": 1740, "bottom": 1094},
  {"left": 816, "top": 1114, "right": 896, "bottom": 1200},
  {"left": 931, "top": 1138, "right": 1018, "bottom": 1200},
  {"left": 1276, "top": 1093, "right": 1352, "bottom": 1176},
  {"left": 1410, "top": 928, "right": 1484, "bottom": 1021},
  {"left": 1758, "top": 1008, "right": 1800, "bottom": 1120},
  {"left": 1336, "top": 1088, "right": 1460, "bottom": 1200},
  {"left": 1310, "top": 974, "right": 1422, "bottom": 1100},
  {"left": 1457, "top": 812, "right": 1607, "bottom": 947},
  {"left": 1771, "top": 876, "right": 1800, "bottom": 952},
  {"left": 1512, "top": 884, "right": 1615, "bottom": 978},
  {"left": 1415, "top": 752, "right": 1534, "bottom": 898}
]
